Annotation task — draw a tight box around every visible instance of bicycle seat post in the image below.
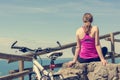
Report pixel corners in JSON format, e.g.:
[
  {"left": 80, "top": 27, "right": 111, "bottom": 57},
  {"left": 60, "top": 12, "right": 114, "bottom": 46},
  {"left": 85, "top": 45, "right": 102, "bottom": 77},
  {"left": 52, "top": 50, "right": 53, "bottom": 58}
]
[
  {"left": 47, "top": 51, "right": 63, "bottom": 72},
  {"left": 50, "top": 59, "right": 55, "bottom": 71}
]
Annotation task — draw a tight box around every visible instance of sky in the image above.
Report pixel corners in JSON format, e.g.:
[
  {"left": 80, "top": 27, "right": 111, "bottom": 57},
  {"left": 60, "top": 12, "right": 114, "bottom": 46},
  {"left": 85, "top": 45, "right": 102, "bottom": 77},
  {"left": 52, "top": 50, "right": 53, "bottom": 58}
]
[{"left": 0, "top": 0, "right": 120, "bottom": 58}]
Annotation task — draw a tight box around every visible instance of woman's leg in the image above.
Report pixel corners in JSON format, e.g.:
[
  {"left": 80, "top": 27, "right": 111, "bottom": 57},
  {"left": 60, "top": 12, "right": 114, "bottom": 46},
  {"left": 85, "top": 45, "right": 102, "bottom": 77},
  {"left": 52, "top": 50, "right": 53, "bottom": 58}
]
[
  {"left": 77, "top": 57, "right": 100, "bottom": 63},
  {"left": 72, "top": 46, "right": 108, "bottom": 57},
  {"left": 71, "top": 46, "right": 108, "bottom": 63},
  {"left": 71, "top": 46, "right": 76, "bottom": 55},
  {"left": 102, "top": 47, "right": 108, "bottom": 57}
]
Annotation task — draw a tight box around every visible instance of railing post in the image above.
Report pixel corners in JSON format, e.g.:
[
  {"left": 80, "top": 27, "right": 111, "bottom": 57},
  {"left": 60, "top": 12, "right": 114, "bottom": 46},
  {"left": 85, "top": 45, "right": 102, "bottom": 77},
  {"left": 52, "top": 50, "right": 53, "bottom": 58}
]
[
  {"left": 19, "top": 61, "right": 24, "bottom": 80},
  {"left": 110, "top": 33, "right": 115, "bottom": 63}
]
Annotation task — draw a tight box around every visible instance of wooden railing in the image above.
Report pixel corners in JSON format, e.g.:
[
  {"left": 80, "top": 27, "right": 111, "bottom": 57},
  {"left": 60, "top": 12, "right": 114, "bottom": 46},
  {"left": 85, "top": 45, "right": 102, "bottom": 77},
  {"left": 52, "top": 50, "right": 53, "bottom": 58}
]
[
  {"left": 0, "top": 70, "right": 31, "bottom": 80},
  {"left": 0, "top": 52, "right": 32, "bottom": 61},
  {"left": 0, "top": 31, "right": 120, "bottom": 80}
]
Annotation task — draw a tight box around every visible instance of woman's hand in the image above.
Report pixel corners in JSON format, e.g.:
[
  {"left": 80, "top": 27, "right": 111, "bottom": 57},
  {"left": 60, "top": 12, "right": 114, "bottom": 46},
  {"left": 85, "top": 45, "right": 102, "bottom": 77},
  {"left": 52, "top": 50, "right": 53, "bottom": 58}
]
[
  {"left": 101, "top": 59, "right": 107, "bottom": 66},
  {"left": 67, "top": 60, "right": 76, "bottom": 67}
]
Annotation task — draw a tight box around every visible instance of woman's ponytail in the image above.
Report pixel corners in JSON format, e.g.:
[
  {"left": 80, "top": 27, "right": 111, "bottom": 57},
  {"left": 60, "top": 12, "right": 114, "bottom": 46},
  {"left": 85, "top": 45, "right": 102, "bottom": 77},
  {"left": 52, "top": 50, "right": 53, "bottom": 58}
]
[{"left": 83, "top": 13, "right": 93, "bottom": 34}]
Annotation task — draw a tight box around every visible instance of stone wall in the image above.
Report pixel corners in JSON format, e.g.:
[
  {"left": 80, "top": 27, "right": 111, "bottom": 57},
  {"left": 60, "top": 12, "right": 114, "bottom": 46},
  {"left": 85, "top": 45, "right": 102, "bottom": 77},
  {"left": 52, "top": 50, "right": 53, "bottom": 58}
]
[{"left": 58, "top": 62, "right": 120, "bottom": 80}]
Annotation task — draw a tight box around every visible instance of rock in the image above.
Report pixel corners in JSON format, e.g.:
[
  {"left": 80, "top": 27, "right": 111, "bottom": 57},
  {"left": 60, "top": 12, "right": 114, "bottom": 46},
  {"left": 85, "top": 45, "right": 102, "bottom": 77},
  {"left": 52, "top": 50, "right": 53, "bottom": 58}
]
[{"left": 58, "top": 61, "right": 120, "bottom": 80}]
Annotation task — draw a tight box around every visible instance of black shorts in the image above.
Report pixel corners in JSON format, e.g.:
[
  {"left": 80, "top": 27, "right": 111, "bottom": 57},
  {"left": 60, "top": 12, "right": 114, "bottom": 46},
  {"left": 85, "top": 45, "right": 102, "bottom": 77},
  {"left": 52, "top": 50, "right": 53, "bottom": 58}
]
[
  {"left": 72, "top": 46, "right": 108, "bottom": 63},
  {"left": 77, "top": 57, "right": 100, "bottom": 63}
]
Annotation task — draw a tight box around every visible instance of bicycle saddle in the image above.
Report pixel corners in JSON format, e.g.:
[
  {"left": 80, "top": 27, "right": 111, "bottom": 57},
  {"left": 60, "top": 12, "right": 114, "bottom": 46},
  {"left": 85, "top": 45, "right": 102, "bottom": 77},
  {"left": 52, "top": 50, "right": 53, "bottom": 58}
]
[{"left": 47, "top": 51, "right": 63, "bottom": 60}]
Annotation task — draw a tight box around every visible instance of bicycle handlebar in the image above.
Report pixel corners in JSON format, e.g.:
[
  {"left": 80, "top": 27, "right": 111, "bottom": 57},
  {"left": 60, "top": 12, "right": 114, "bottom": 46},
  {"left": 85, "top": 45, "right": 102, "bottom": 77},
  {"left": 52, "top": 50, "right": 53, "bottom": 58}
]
[
  {"left": 11, "top": 41, "right": 35, "bottom": 53},
  {"left": 11, "top": 41, "right": 61, "bottom": 53}
]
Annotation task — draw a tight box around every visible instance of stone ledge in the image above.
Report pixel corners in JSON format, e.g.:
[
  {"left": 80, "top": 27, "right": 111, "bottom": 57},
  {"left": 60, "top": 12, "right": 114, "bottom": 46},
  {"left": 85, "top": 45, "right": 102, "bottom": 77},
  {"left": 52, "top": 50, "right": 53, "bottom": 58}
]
[{"left": 58, "top": 62, "right": 120, "bottom": 80}]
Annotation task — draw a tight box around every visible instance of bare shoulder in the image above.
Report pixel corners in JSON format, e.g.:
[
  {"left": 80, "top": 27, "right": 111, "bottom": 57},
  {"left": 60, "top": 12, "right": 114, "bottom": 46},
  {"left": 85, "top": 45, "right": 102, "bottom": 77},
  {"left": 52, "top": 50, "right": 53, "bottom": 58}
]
[
  {"left": 76, "top": 27, "right": 83, "bottom": 35},
  {"left": 92, "top": 26, "right": 99, "bottom": 31}
]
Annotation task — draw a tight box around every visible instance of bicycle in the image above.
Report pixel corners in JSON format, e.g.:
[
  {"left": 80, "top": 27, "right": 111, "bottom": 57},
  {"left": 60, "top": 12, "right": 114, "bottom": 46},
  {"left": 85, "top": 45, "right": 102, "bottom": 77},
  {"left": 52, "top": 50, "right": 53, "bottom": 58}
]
[{"left": 11, "top": 41, "right": 64, "bottom": 80}]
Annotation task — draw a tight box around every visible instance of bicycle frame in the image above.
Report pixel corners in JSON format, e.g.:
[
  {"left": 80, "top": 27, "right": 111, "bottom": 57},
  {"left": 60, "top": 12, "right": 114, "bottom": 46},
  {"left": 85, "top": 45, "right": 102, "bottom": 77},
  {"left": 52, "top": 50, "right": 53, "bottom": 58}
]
[
  {"left": 33, "top": 59, "right": 53, "bottom": 80},
  {"left": 11, "top": 41, "right": 63, "bottom": 80}
]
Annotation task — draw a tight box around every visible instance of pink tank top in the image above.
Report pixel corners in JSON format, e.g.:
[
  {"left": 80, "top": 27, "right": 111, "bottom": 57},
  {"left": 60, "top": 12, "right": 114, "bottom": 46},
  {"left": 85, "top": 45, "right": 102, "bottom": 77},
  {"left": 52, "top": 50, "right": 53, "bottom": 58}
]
[{"left": 79, "top": 28, "right": 99, "bottom": 59}]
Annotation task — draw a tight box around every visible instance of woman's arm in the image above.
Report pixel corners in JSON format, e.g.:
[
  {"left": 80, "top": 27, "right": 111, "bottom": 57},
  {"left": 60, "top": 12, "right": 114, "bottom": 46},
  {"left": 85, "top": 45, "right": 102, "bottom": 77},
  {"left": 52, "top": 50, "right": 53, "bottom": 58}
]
[
  {"left": 73, "top": 32, "right": 81, "bottom": 63},
  {"left": 95, "top": 26, "right": 107, "bottom": 65},
  {"left": 67, "top": 29, "right": 81, "bottom": 67}
]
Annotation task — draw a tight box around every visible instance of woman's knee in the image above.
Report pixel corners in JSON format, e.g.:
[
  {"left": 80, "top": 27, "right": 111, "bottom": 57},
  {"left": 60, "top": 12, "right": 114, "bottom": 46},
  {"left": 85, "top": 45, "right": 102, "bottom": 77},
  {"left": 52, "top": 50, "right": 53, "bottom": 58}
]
[{"left": 102, "top": 47, "right": 108, "bottom": 57}]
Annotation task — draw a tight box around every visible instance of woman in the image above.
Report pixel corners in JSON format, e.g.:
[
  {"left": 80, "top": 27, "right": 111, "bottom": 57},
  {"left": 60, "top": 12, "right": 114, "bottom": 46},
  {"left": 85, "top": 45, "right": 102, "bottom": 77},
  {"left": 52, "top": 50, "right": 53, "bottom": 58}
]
[{"left": 68, "top": 13, "right": 107, "bottom": 67}]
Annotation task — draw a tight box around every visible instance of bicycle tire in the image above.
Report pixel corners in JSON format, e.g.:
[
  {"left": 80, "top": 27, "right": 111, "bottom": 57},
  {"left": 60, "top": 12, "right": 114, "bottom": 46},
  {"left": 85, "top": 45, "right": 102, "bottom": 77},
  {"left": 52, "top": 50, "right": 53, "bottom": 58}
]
[
  {"left": 53, "top": 74, "right": 64, "bottom": 80},
  {"left": 64, "top": 77, "right": 80, "bottom": 80},
  {"left": 29, "top": 72, "right": 38, "bottom": 80},
  {"left": 40, "top": 75, "right": 51, "bottom": 80}
]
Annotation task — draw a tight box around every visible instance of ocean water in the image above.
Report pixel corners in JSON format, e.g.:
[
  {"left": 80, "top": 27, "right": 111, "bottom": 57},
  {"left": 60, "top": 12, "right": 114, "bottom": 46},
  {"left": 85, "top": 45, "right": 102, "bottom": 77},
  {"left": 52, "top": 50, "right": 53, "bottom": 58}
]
[
  {"left": 1, "top": 58, "right": 120, "bottom": 80},
  {"left": 0, "top": 58, "right": 72, "bottom": 80}
]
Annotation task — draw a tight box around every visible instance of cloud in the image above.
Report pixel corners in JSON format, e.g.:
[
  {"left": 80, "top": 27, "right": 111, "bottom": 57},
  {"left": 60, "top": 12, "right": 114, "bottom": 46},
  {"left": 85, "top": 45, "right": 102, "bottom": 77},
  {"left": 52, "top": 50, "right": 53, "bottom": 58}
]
[
  {"left": 0, "top": 4, "right": 58, "bottom": 16},
  {"left": 0, "top": 0, "right": 120, "bottom": 17},
  {"left": 0, "top": 1, "right": 119, "bottom": 57},
  {"left": 0, "top": 37, "right": 14, "bottom": 46},
  {"left": 0, "top": 37, "right": 58, "bottom": 51},
  {"left": 0, "top": 37, "right": 73, "bottom": 58}
]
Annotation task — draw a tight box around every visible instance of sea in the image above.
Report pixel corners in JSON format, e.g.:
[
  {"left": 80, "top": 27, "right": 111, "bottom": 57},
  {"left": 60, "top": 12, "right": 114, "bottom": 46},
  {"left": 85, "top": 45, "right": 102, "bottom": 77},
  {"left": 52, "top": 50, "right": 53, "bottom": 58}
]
[
  {"left": 1, "top": 58, "right": 120, "bottom": 80},
  {"left": 0, "top": 58, "right": 72, "bottom": 80}
]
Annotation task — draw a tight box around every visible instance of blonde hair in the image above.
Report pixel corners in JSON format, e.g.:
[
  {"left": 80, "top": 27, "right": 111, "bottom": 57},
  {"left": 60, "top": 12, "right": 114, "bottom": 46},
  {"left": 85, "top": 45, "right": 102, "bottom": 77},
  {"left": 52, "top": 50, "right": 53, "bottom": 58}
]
[{"left": 82, "top": 13, "right": 93, "bottom": 34}]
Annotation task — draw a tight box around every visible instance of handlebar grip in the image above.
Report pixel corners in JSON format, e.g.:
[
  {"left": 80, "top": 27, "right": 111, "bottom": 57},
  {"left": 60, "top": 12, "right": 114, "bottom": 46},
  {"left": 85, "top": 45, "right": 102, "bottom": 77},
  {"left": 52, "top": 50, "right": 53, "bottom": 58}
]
[
  {"left": 57, "top": 41, "right": 62, "bottom": 48},
  {"left": 11, "top": 41, "right": 18, "bottom": 48}
]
